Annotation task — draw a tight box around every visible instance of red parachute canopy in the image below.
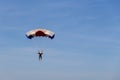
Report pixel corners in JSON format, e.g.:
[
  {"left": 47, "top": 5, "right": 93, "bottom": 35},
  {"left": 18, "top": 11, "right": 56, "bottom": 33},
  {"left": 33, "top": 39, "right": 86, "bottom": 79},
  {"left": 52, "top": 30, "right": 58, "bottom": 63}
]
[{"left": 26, "top": 28, "right": 55, "bottom": 39}]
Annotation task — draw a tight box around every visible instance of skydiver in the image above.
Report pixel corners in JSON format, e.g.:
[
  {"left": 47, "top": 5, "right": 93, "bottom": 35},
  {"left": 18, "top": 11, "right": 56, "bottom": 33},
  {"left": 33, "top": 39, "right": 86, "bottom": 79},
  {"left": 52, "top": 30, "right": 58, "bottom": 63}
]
[{"left": 37, "top": 50, "right": 43, "bottom": 60}]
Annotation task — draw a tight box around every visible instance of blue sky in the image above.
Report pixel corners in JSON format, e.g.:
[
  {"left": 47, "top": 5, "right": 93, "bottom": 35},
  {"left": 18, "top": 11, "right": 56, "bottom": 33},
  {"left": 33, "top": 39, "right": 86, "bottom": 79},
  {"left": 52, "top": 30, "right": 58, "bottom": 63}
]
[{"left": 0, "top": 0, "right": 120, "bottom": 80}]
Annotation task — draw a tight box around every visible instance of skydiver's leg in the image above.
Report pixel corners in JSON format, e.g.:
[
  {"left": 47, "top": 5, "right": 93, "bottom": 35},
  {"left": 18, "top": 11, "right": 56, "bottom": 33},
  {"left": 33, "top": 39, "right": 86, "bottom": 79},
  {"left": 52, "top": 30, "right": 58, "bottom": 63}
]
[
  {"left": 40, "top": 54, "right": 42, "bottom": 60},
  {"left": 39, "top": 54, "right": 40, "bottom": 60}
]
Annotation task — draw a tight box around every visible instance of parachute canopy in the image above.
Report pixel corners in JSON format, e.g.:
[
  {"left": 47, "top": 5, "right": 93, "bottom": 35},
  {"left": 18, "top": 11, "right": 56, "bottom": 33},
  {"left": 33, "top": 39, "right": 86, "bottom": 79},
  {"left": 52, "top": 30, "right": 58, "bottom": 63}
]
[{"left": 26, "top": 28, "right": 55, "bottom": 39}]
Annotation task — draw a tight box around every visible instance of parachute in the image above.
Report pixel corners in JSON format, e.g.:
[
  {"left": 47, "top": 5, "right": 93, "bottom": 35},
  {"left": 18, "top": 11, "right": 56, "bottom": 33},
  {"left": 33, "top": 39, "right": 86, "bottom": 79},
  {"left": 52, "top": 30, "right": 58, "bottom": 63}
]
[
  {"left": 26, "top": 28, "right": 55, "bottom": 60},
  {"left": 26, "top": 28, "right": 55, "bottom": 39}
]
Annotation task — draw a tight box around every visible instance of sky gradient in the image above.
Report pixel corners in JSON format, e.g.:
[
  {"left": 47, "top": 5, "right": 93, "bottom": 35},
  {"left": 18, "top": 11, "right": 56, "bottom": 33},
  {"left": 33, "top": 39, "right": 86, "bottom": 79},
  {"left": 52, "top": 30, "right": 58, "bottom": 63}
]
[{"left": 0, "top": 0, "right": 120, "bottom": 80}]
